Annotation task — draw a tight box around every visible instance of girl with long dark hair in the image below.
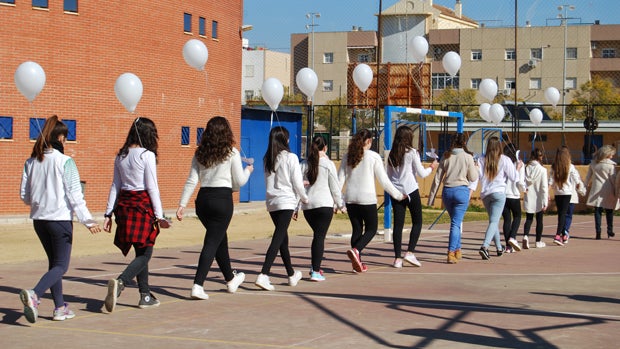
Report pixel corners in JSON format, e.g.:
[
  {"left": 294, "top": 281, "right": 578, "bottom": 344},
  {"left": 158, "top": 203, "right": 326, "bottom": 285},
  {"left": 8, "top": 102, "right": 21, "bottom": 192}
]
[
  {"left": 299, "top": 135, "right": 345, "bottom": 281},
  {"left": 103, "top": 117, "right": 170, "bottom": 312},
  {"left": 176, "top": 116, "right": 253, "bottom": 299},
  {"left": 522, "top": 148, "right": 549, "bottom": 248},
  {"left": 549, "top": 146, "right": 583, "bottom": 246},
  {"left": 387, "top": 125, "right": 437, "bottom": 268},
  {"left": 338, "top": 129, "right": 406, "bottom": 273},
  {"left": 255, "top": 127, "right": 308, "bottom": 291},
  {"left": 19, "top": 115, "right": 101, "bottom": 324}
]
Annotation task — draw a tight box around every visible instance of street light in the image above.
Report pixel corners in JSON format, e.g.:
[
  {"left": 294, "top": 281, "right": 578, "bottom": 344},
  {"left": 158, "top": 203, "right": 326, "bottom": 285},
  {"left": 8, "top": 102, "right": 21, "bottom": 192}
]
[
  {"left": 558, "top": 4, "right": 575, "bottom": 132},
  {"left": 305, "top": 12, "right": 320, "bottom": 71}
]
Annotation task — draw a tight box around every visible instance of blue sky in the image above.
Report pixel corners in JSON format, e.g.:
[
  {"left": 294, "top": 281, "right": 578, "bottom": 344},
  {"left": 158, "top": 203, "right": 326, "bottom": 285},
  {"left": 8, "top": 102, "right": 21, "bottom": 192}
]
[{"left": 243, "top": 0, "right": 620, "bottom": 52}]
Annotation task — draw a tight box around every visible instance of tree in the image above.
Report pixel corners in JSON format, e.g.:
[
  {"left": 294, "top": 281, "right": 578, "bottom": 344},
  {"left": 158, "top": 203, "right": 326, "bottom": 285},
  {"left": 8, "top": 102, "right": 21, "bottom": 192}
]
[
  {"left": 431, "top": 87, "right": 479, "bottom": 121},
  {"left": 570, "top": 76, "right": 620, "bottom": 120}
]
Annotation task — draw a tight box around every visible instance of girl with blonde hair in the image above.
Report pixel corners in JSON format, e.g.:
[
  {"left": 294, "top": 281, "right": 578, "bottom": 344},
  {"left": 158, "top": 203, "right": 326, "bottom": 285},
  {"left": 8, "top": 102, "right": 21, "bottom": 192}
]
[{"left": 585, "top": 145, "right": 617, "bottom": 240}]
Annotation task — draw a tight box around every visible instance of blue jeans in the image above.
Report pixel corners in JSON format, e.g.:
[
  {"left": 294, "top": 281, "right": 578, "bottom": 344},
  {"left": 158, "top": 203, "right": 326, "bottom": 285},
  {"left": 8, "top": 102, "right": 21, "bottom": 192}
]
[
  {"left": 482, "top": 192, "right": 506, "bottom": 249},
  {"left": 442, "top": 186, "right": 470, "bottom": 252}
]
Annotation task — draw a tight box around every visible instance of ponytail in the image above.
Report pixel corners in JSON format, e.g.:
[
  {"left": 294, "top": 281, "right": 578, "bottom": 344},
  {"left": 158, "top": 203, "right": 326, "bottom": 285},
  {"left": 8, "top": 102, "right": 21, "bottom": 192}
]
[
  {"left": 31, "top": 115, "right": 68, "bottom": 161},
  {"left": 307, "top": 135, "right": 327, "bottom": 185}
]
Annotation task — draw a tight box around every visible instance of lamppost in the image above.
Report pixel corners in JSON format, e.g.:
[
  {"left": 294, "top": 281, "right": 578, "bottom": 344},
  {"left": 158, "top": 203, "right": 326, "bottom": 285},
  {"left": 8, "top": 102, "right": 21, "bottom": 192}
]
[
  {"left": 305, "top": 12, "right": 320, "bottom": 71},
  {"left": 558, "top": 4, "right": 575, "bottom": 132}
]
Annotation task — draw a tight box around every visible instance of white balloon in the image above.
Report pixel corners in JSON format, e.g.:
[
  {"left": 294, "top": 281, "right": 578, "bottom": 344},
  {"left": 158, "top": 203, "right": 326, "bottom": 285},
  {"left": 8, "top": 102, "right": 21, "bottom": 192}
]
[
  {"left": 529, "top": 108, "right": 543, "bottom": 126},
  {"left": 489, "top": 103, "right": 505, "bottom": 125},
  {"left": 262, "top": 78, "right": 284, "bottom": 111},
  {"left": 352, "top": 63, "right": 373, "bottom": 93},
  {"left": 296, "top": 68, "right": 318, "bottom": 99},
  {"left": 544, "top": 87, "right": 560, "bottom": 107},
  {"left": 442, "top": 51, "right": 461, "bottom": 77},
  {"left": 479, "top": 78, "right": 498, "bottom": 101},
  {"left": 14, "top": 61, "right": 46, "bottom": 102},
  {"left": 114, "top": 73, "right": 143, "bottom": 113},
  {"left": 183, "top": 39, "right": 209, "bottom": 71},
  {"left": 479, "top": 103, "right": 491, "bottom": 121},
  {"left": 410, "top": 36, "right": 428, "bottom": 63}
]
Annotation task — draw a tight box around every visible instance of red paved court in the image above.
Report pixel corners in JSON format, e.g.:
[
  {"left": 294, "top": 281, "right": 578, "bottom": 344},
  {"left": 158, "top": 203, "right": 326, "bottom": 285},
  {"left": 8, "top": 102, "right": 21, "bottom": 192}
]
[{"left": 1, "top": 215, "right": 618, "bottom": 348}]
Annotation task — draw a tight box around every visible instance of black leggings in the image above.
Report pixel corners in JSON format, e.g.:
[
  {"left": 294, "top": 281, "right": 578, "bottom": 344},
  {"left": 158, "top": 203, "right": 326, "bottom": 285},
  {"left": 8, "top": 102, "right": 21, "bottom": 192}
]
[
  {"left": 524, "top": 212, "right": 544, "bottom": 242},
  {"left": 392, "top": 190, "right": 422, "bottom": 258},
  {"left": 119, "top": 245, "right": 153, "bottom": 294},
  {"left": 303, "top": 207, "right": 334, "bottom": 272},
  {"left": 194, "top": 187, "right": 235, "bottom": 285},
  {"left": 346, "top": 203, "right": 378, "bottom": 254},
  {"left": 554, "top": 195, "right": 572, "bottom": 237},
  {"left": 502, "top": 197, "right": 522, "bottom": 242},
  {"left": 261, "top": 210, "right": 295, "bottom": 276}
]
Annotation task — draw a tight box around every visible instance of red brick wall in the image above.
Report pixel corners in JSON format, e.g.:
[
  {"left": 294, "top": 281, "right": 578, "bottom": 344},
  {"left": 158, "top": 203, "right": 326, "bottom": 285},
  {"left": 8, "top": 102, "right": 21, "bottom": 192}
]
[{"left": 0, "top": 1, "right": 243, "bottom": 215}]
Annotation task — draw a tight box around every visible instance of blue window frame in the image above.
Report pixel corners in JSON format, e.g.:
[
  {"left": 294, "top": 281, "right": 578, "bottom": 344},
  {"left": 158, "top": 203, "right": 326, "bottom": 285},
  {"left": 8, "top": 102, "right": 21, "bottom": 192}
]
[
  {"left": 211, "top": 20, "right": 218, "bottom": 39},
  {"left": 64, "top": 0, "right": 77, "bottom": 12},
  {"left": 184, "top": 13, "right": 192, "bottom": 33},
  {"left": 181, "top": 126, "right": 190, "bottom": 145},
  {"left": 32, "top": 0, "right": 48, "bottom": 8},
  {"left": 29, "top": 118, "right": 46, "bottom": 140},
  {"left": 199, "top": 17, "right": 206, "bottom": 36},
  {"left": 64, "top": 119, "right": 76, "bottom": 141},
  {"left": 196, "top": 127, "right": 204, "bottom": 145},
  {"left": 1, "top": 0, "right": 16, "bottom": 4},
  {"left": 0, "top": 116, "right": 13, "bottom": 139}
]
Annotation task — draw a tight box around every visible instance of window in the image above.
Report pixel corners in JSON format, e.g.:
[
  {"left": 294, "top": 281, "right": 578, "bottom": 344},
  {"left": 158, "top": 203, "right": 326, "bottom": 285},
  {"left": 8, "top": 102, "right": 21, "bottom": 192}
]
[
  {"left": 529, "top": 78, "right": 541, "bottom": 90},
  {"left": 0, "top": 0, "right": 16, "bottom": 4},
  {"left": 432, "top": 73, "right": 459, "bottom": 90},
  {"left": 181, "top": 126, "right": 190, "bottom": 145},
  {"left": 471, "top": 50, "right": 482, "bottom": 61},
  {"left": 471, "top": 79, "right": 481, "bottom": 89},
  {"left": 505, "top": 79, "right": 515, "bottom": 89},
  {"left": 0, "top": 116, "right": 13, "bottom": 139},
  {"left": 244, "top": 90, "right": 254, "bottom": 101},
  {"left": 322, "top": 80, "right": 333, "bottom": 92},
  {"left": 358, "top": 54, "right": 370, "bottom": 63},
  {"left": 32, "top": 0, "right": 47, "bottom": 8},
  {"left": 211, "top": 20, "right": 218, "bottom": 39},
  {"left": 196, "top": 127, "right": 204, "bottom": 145},
  {"left": 602, "top": 48, "right": 616, "bottom": 58},
  {"left": 244, "top": 65, "right": 254, "bottom": 77},
  {"left": 199, "top": 17, "right": 206, "bottom": 36},
  {"left": 530, "top": 48, "right": 542, "bottom": 60},
  {"left": 183, "top": 13, "right": 192, "bottom": 33},
  {"left": 505, "top": 49, "right": 516, "bottom": 60},
  {"left": 565, "top": 77, "right": 577, "bottom": 90},
  {"left": 29, "top": 118, "right": 45, "bottom": 140},
  {"left": 64, "top": 119, "right": 76, "bottom": 141},
  {"left": 323, "top": 52, "right": 334, "bottom": 64},
  {"left": 566, "top": 47, "right": 577, "bottom": 59},
  {"left": 64, "top": 0, "right": 77, "bottom": 12}
]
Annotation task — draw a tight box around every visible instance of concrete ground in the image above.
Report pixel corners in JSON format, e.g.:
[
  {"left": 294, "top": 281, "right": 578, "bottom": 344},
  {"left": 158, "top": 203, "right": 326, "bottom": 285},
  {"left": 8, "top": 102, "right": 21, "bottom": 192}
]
[{"left": 0, "top": 208, "right": 618, "bottom": 348}]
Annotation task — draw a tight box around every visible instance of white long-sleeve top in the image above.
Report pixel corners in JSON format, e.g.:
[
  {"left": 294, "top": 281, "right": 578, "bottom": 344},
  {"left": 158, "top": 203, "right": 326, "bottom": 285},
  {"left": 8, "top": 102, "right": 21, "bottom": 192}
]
[
  {"left": 105, "top": 147, "right": 164, "bottom": 219},
  {"left": 505, "top": 162, "right": 526, "bottom": 199},
  {"left": 338, "top": 150, "right": 404, "bottom": 205},
  {"left": 20, "top": 149, "right": 94, "bottom": 226},
  {"left": 387, "top": 148, "right": 432, "bottom": 195},
  {"left": 476, "top": 154, "right": 519, "bottom": 200},
  {"left": 265, "top": 151, "right": 308, "bottom": 212},
  {"left": 523, "top": 160, "right": 549, "bottom": 213},
  {"left": 178, "top": 148, "right": 251, "bottom": 207},
  {"left": 549, "top": 164, "right": 582, "bottom": 196},
  {"left": 300, "top": 155, "right": 344, "bottom": 210}
]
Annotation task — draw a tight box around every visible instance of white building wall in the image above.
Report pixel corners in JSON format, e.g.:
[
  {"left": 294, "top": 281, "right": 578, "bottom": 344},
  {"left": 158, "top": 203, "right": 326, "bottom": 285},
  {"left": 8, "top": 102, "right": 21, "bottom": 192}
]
[
  {"left": 242, "top": 50, "right": 266, "bottom": 104},
  {"left": 381, "top": 16, "right": 427, "bottom": 63}
]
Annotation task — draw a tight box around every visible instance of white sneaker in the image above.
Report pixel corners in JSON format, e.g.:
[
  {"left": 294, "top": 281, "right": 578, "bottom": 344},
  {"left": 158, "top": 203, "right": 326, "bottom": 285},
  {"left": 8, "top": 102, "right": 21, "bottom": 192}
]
[
  {"left": 190, "top": 284, "right": 209, "bottom": 300},
  {"left": 522, "top": 235, "right": 530, "bottom": 250},
  {"left": 392, "top": 258, "right": 403, "bottom": 268},
  {"left": 403, "top": 253, "right": 422, "bottom": 267},
  {"left": 288, "top": 270, "right": 302, "bottom": 287},
  {"left": 508, "top": 238, "right": 522, "bottom": 252},
  {"left": 227, "top": 271, "right": 245, "bottom": 293},
  {"left": 255, "top": 273, "right": 275, "bottom": 291},
  {"left": 536, "top": 241, "right": 546, "bottom": 248}
]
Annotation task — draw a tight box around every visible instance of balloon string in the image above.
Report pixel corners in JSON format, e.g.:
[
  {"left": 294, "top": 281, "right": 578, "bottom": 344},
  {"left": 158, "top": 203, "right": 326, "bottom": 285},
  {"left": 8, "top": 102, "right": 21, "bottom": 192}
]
[{"left": 30, "top": 101, "right": 48, "bottom": 149}]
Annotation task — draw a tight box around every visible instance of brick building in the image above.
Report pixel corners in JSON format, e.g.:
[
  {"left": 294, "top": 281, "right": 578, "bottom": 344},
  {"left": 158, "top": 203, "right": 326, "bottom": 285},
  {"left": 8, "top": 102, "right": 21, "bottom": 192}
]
[{"left": 0, "top": 1, "right": 243, "bottom": 215}]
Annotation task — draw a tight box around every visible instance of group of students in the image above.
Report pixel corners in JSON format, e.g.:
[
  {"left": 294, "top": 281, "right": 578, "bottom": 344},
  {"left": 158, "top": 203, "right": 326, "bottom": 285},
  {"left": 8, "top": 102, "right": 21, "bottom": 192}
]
[{"left": 17, "top": 115, "right": 615, "bottom": 324}]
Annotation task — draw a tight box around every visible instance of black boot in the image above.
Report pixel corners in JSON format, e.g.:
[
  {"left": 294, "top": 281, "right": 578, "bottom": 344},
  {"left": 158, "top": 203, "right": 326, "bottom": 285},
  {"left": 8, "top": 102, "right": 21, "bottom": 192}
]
[{"left": 596, "top": 231, "right": 602, "bottom": 240}]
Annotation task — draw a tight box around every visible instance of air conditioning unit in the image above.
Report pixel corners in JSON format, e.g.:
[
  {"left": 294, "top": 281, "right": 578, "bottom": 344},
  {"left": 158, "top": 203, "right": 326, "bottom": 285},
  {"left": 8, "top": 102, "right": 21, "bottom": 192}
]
[
  {"left": 502, "top": 88, "right": 512, "bottom": 96},
  {"left": 528, "top": 59, "right": 537, "bottom": 67}
]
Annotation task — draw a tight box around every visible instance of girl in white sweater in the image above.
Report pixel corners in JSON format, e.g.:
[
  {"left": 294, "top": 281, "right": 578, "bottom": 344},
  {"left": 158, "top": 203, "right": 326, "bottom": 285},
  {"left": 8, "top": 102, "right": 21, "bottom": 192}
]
[
  {"left": 338, "top": 129, "right": 406, "bottom": 273},
  {"left": 549, "top": 146, "right": 583, "bottom": 246},
  {"left": 176, "top": 117, "right": 253, "bottom": 300},
  {"left": 255, "top": 127, "right": 308, "bottom": 291},
  {"left": 299, "top": 135, "right": 345, "bottom": 281},
  {"left": 522, "top": 148, "right": 549, "bottom": 248},
  {"left": 585, "top": 145, "right": 617, "bottom": 240},
  {"left": 502, "top": 145, "right": 526, "bottom": 253}
]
